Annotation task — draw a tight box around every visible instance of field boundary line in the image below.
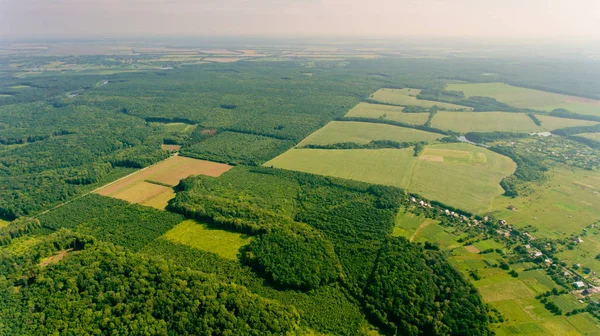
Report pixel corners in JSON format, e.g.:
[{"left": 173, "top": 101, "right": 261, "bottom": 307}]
[
  {"left": 410, "top": 219, "right": 433, "bottom": 242},
  {"left": 33, "top": 154, "right": 179, "bottom": 218}
]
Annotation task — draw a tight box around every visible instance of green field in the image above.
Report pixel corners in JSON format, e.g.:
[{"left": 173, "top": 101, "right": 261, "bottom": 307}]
[
  {"left": 410, "top": 221, "right": 462, "bottom": 249},
  {"left": 536, "top": 115, "right": 599, "bottom": 131},
  {"left": 492, "top": 165, "right": 600, "bottom": 240},
  {"left": 447, "top": 82, "right": 600, "bottom": 117},
  {"left": 556, "top": 231, "right": 600, "bottom": 276},
  {"left": 449, "top": 248, "right": 590, "bottom": 336},
  {"left": 580, "top": 133, "right": 600, "bottom": 141},
  {"left": 267, "top": 143, "right": 516, "bottom": 214},
  {"left": 345, "top": 102, "right": 430, "bottom": 125},
  {"left": 392, "top": 209, "right": 431, "bottom": 238},
  {"left": 370, "top": 88, "right": 471, "bottom": 110},
  {"left": 298, "top": 121, "right": 443, "bottom": 146},
  {"left": 161, "top": 219, "right": 251, "bottom": 260},
  {"left": 431, "top": 112, "right": 543, "bottom": 133},
  {"left": 265, "top": 148, "right": 417, "bottom": 189},
  {"left": 410, "top": 144, "right": 517, "bottom": 214},
  {"left": 0, "top": 219, "right": 9, "bottom": 229}
]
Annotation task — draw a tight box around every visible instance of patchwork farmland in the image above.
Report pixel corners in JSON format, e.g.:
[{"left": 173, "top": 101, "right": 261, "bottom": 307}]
[
  {"left": 95, "top": 155, "right": 232, "bottom": 209},
  {"left": 369, "top": 88, "right": 472, "bottom": 110}
]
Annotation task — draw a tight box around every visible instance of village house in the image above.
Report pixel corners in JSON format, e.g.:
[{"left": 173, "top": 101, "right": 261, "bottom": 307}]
[
  {"left": 573, "top": 281, "right": 586, "bottom": 289},
  {"left": 530, "top": 250, "right": 543, "bottom": 258},
  {"left": 572, "top": 237, "right": 584, "bottom": 244}
]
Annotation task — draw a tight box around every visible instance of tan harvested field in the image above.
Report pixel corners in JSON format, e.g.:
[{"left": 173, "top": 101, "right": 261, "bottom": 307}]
[
  {"left": 161, "top": 144, "right": 182, "bottom": 151},
  {"left": 580, "top": 133, "right": 600, "bottom": 141},
  {"left": 111, "top": 182, "right": 172, "bottom": 205},
  {"left": 345, "top": 103, "right": 430, "bottom": 125},
  {"left": 95, "top": 156, "right": 232, "bottom": 208}
]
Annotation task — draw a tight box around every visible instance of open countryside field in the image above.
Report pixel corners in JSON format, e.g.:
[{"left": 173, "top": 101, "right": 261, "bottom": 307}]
[
  {"left": 580, "top": 133, "right": 600, "bottom": 141},
  {"left": 492, "top": 165, "right": 600, "bottom": 240},
  {"left": 160, "top": 220, "right": 251, "bottom": 260},
  {"left": 345, "top": 102, "right": 430, "bottom": 125},
  {"left": 267, "top": 143, "right": 515, "bottom": 214},
  {"left": 298, "top": 121, "right": 442, "bottom": 146},
  {"left": 431, "top": 112, "right": 543, "bottom": 133},
  {"left": 370, "top": 88, "right": 471, "bottom": 110},
  {"left": 536, "top": 115, "right": 599, "bottom": 131},
  {"left": 410, "top": 143, "right": 517, "bottom": 214},
  {"left": 449, "top": 247, "right": 595, "bottom": 336},
  {"left": 447, "top": 82, "right": 600, "bottom": 117},
  {"left": 95, "top": 155, "right": 232, "bottom": 209}
]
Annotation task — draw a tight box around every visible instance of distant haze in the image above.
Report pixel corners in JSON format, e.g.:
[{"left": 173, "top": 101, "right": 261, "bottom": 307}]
[{"left": 1, "top": 0, "right": 600, "bottom": 40}]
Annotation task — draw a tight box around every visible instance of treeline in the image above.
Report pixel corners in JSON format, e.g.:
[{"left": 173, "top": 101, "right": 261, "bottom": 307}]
[
  {"left": 302, "top": 140, "right": 426, "bottom": 150},
  {"left": 0, "top": 231, "right": 300, "bottom": 335},
  {"left": 0, "top": 218, "right": 41, "bottom": 246},
  {"left": 464, "top": 132, "right": 530, "bottom": 144},
  {"left": 168, "top": 167, "right": 491, "bottom": 334},
  {"left": 416, "top": 89, "right": 522, "bottom": 112},
  {"left": 489, "top": 146, "right": 548, "bottom": 197},
  {"left": 339, "top": 116, "right": 451, "bottom": 135},
  {"left": 549, "top": 108, "right": 600, "bottom": 123},
  {"left": 38, "top": 194, "right": 184, "bottom": 251},
  {"left": 364, "top": 238, "right": 490, "bottom": 335}
]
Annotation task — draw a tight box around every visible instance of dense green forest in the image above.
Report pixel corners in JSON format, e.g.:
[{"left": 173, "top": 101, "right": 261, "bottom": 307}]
[{"left": 4, "top": 51, "right": 600, "bottom": 335}]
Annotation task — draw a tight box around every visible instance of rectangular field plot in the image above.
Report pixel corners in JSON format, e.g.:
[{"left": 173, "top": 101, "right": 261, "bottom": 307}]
[
  {"left": 536, "top": 115, "right": 598, "bottom": 131},
  {"left": 268, "top": 143, "right": 516, "bottom": 214},
  {"left": 161, "top": 220, "right": 251, "bottom": 260},
  {"left": 430, "top": 112, "right": 543, "bottom": 133},
  {"left": 345, "top": 102, "right": 430, "bottom": 125},
  {"left": 95, "top": 155, "right": 232, "bottom": 209},
  {"left": 298, "top": 121, "right": 443, "bottom": 146},
  {"left": 369, "top": 88, "right": 471, "bottom": 110},
  {"left": 447, "top": 82, "right": 600, "bottom": 117},
  {"left": 265, "top": 148, "right": 417, "bottom": 189}
]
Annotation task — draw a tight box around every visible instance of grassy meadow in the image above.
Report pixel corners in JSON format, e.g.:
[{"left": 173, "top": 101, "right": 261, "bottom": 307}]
[
  {"left": 160, "top": 220, "right": 251, "bottom": 260},
  {"left": 345, "top": 102, "right": 430, "bottom": 125},
  {"left": 370, "top": 88, "right": 471, "bottom": 110},
  {"left": 0, "top": 219, "right": 9, "bottom": 229},
  {"left": 447, "top": 82, "right": 600, "bottom": 117},
  {"left": 431, "top": 112, "right": 543, "bottom": 133},
  {"left": 492, "top": 165, "right": 600, "bottom": 239},
  {"left": 298, "top": 121, "right": 443, "bottom": 146},
  {"left": 536, "top": 115, "right": 599, "bottom": 131},
  {"left": 580, "top": 133, "right": 600, "bottom": 141},
  {"left": 267, "top": 143, "right": 515, "bottom": 214}
]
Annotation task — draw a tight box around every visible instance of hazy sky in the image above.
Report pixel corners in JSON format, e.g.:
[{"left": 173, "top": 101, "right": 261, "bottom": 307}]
[{"left": 1, "top": 0, "right": 600, "bottom": 40}]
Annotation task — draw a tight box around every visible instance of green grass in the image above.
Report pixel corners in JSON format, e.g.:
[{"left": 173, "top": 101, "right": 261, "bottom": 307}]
[
  {"left": 370, "top": 88, "right": 471, "bottom": 110},
  {"left": 447, "top": 82, "right": 600, "bottom": 117},
  {"left": 549, "top": 294, "right": 586, "bottom": 313},
  {"left": 9, "top": 85, "right": 30, "bottom": 89},
  {"left": 298, "top": 121, "right": 442, "bottom": 146},
  {"left": 492, "top": 165, "right": 600, "bottom": 240},
  {"left": 536, "top": 115, "right": 599, "bottom": 131},
  {"left": 265, "top": 148, "right": 417, "bottom": 189},
  {"left": 0, "top": 219, "right": 9, "bottom": 229},
  {"left": 580, "top": 133, "right": 600, "bottom": 141},
  {"left": 153, "top": 122, "right": 196, "bottom": 133},
  {"left": 520, "top": 270, "right": 561, "bottom": 294},
  {"left": 565, "top": 313, "right": 600, "bottom": 334},
  {"left": 345, "top": 102, "right": 430, "bottom": 125},
  {"left": 392, "top": 208, "right": 429, "bottom": 238},
  {"left": 473, "top": 239, "right": 504, "bottom": 251},
  {"left": 161, "top": 219, "right": 251, "bottom": 260},
  {"left": 267, "top": 143, "right": 516, "bottom": 214},
  {"left": 410, "top": 222, "right": 461, "bottom": 249},
  {"left": 430, "top": 112, "right": 543, "bottom": 133},
  {"left": 409, "top": 143, "right": 517, "bottom": 214},
  {"left": 556, "top": 232, "right": 600, "bottom": 276}
]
